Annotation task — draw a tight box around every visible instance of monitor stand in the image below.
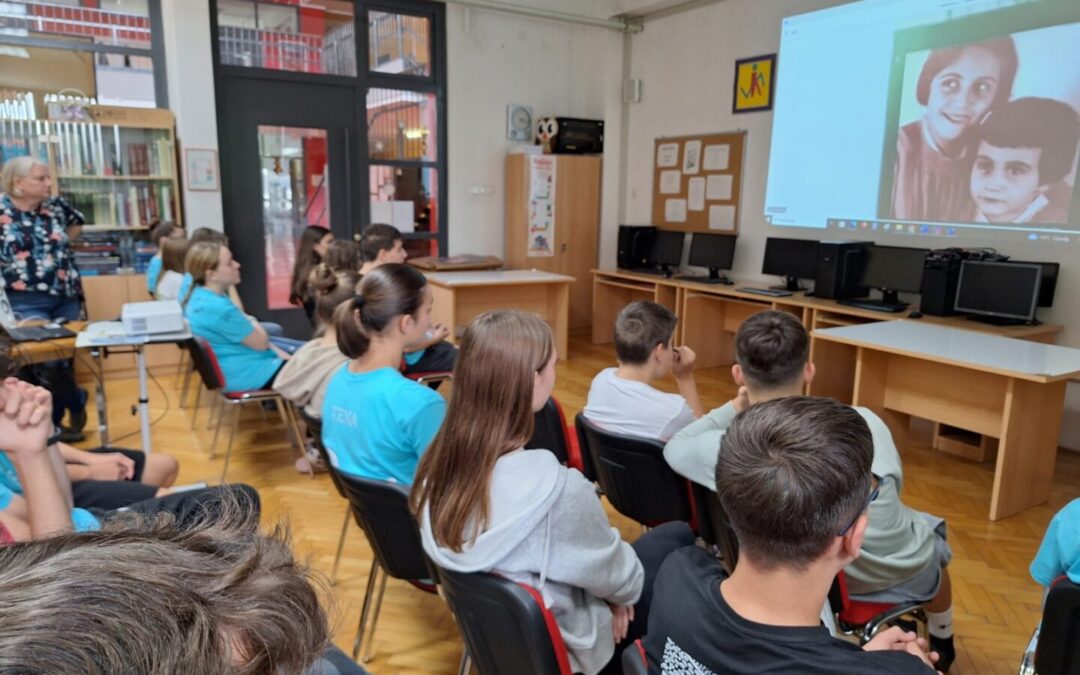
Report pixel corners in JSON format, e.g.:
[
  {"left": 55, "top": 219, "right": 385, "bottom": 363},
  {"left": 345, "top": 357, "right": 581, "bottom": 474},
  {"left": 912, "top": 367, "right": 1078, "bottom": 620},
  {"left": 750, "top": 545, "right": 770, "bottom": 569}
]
[
  {"left": 659, "top": 262, "right": 675, "bottom": 279},
  {"left": 708, "top": 267, "right": 733, "bottom": 285},
  {"left": 770, "top": 275, "right": 805, "bottom": 292},
  {"left": 965, "top": 315, "right": 1042, "bottom": 327}
]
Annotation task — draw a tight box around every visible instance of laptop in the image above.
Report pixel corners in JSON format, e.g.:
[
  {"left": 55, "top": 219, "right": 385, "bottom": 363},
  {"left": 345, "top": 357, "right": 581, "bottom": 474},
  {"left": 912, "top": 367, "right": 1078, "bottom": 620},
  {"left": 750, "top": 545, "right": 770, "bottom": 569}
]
[{"left": 0, "top": 285, "right": 77, "bottom": 343}]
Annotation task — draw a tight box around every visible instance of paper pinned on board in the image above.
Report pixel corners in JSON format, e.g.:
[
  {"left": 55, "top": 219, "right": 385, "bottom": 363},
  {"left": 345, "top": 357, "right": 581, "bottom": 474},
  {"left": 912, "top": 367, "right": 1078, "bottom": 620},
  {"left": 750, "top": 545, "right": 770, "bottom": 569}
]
[
  {"left": 706, "top": 174, "right": 733, "bottom": 201},
  {"left": 682, "top": 140, "right": 702, "bottom": 175},
  {"left": 657, "top": 142, "right": 679, "bottom": 168},
  {"left": 665, "top": 199, "right": 688, "bottom": 223},
  {"left": 708, "top": 204, "right": 736, "bottom": 230},
  {"left": 703, "top": 144, "right": 730, "bottom": 171},
  {"left": 687, "top": 177, "right": 705, "bottom": 211},
  {"left": 659, "top": 170, "right": 681, "bottom": 194}
]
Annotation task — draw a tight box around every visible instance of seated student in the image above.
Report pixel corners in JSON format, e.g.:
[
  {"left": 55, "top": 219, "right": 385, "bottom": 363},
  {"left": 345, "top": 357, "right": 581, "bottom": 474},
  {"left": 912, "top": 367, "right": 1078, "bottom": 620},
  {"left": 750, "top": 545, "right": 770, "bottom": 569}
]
[
  {"left": 153, "top": 236, "right": 189, "bottom": 301},
  {"left": 323, "top": 239, "right": 361, "bottom": 274},
  {"left": 413, "top": 310, "right": 693, "bottom": 675},
  {"left": 0, "top": 497, "right": 369, "bottom": 675},
  {"left": 145, "top": 220, "right": 184, "bottom": 295},
  {"left": 290, "top": 225, "right": 335, "bottom": 325},
  {"left": 359, "top": 223, "right": 457, "bottom": 375},
  {"left": 1031, "top": 497, "right": 1080, "bottom": 591},
  {"left": 183, "top": 241, "right": 297, "bottom": 393},
  {"left": 645, "top": 397, "right": 940, "bottom": 674},
  {"left": 665, "top": 310, "right": 955, "bottom": 669},
  {"left": 969, "top": 97, "right": 1080, "bottom": 224},
  {"left": 321, "top": 264, "right": 446, "bottom": 485},
  {"left": 274, "top": 267, "right": 355, "bottom": 473},
  {"left": 583, "top": 301, "right": 703, "bottom": 442}
]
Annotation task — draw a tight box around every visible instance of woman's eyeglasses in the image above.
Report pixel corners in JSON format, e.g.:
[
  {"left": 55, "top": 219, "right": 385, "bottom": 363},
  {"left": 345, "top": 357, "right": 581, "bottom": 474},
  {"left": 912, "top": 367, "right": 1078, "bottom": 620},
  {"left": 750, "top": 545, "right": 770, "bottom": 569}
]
[{"left": 837, "top": 473, "right": 882, "bottom": 536}]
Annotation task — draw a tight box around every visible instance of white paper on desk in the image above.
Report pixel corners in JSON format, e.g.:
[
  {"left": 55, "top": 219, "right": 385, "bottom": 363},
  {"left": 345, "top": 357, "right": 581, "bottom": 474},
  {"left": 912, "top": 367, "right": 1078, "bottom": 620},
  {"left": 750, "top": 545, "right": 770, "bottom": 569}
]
[
  {"left": 687, "top": 177, "right": 705, "bottom": 211},
  {"left": 657, "top": 142, "right": 679, "bottom": 167},
  {"left": 682, "top": 140, "right": 702, "bottom": 174},
  {"left": 703, "top": 144, "right": 730, "bottom": 170},
  {"left": 665, "top": 199, "right": 688, "bottom": 223},
  {"left": 82, "top": 321, "right": 148, "bottom": 345},
  {"left": 706, "top": 174, "right": 733, "bottom": 200},
  {"left": 709, "top": 205, "right": 736, "bottom": 231},
  {"left": 659, "top": 170, "right": 681, "bottom": 194}
]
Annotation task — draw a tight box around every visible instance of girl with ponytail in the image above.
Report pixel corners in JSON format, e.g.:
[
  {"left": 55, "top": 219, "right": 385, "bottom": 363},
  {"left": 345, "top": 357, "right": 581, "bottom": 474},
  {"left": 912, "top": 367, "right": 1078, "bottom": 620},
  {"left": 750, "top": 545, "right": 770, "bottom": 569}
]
[{"left": 320, "top": 263, "right": 446, "bottom": 485}]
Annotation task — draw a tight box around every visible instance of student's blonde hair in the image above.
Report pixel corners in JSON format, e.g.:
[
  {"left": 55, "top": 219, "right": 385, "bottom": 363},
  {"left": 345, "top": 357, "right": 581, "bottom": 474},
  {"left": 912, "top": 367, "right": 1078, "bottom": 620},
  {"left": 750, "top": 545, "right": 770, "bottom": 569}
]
[
  {"left": 181, "top": 241, "right": 224, "bottom": 306},
  {"left": 410, "top": 310, "right": 554, "bottom": 552},
  {"left": 0, "top": 156, "right": 46, "bottom": 196}
]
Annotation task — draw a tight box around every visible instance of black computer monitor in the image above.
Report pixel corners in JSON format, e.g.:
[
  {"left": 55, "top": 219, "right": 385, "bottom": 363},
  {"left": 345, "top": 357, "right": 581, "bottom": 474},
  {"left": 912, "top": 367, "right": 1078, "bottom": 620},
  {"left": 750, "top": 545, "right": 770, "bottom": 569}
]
[
  {"left": 857, "top": 245, "right": 930, "bottom": 305},
  {"left": 955, "top": 260, "right": 1042, "bottom": 325},
  {"left": 1006, "top": 260, "right": 1058, "bottom": 308},
  {"left": 687, "top": 233, "right": 736, "bottom": 281},
  {"left": 761, "top": 237, "right": 819, "bottom": 291},
  {"left": 651, "top": 231, "right": 684, "bottom": 275}
]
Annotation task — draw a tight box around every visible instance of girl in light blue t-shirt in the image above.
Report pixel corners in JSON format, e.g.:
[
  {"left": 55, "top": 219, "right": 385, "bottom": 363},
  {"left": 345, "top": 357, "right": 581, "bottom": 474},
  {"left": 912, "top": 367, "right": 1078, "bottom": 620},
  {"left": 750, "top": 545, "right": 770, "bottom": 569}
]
[{"left": 321, "top": 264, "right": 446, "bottom": 485}]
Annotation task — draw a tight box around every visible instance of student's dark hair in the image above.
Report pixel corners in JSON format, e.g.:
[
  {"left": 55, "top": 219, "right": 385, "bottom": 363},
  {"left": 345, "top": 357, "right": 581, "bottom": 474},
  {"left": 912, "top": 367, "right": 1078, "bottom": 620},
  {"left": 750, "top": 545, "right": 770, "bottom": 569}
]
[
  {"left": 0, "top": 335, "right": 13, "bottom": 378},
  {"left": 151, "top": 220, "right": 181, "bottom": 245},
  {"left": 188, "top": 227, "right": 229, "bottom": 246},
  {"left": 977, "top": 97, "right": 1080, "bottom": 185},
  {"left": 156, "top": 237, "right": 190, "bottom": 291},
  {"left": 290, "top": 226, "right": 332, "bottom": 307},
  {"left": 359, "top": 223, "right": 403, "bottom": 262},
  {"left": 715, "top": 396, "right": 874, "bottom": 571},
  {"left": 735, "top": 310, "right": 809, "bottom": 389},
  {"left": 613, "top": 301, "right": 677, "bottom": 365},
  {"left": 322, "top": 239, "right": 360, "bottom": 273},
  {"left": 309, "top": 267, "right": 362, "bottom": 330},
  {"left": 334, "top": 263, "right": 427, "bottom": 359},
  {"left": 917, "top": 36, "right": 1018, "bottom": 108}
]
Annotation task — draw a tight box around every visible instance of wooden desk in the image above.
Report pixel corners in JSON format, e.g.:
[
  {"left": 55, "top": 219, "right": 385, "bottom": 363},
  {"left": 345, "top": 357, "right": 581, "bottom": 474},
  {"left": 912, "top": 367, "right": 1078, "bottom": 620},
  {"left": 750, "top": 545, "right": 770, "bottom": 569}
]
[
  {"left": 10, "top": 321, "right": 84, "bottom": 366},
  {"left": 425, "top": 270, "right": 574, "bottom": 360},
  {"left": 815, "top": 321, "right": 1080, "bottom": 521}
]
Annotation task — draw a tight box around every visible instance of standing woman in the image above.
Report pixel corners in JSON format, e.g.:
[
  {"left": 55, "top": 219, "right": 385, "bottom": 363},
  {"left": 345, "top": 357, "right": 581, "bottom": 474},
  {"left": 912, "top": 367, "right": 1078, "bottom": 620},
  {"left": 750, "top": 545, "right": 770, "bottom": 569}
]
[
  {"left": 289, "top": 225, "right": 334, "bottom": 324},
  {"left": 0, "top": 157, "right": 88, "bottom": 437},
  {"left": 412, "top": 310, "right": 693, "bottom": 675}
]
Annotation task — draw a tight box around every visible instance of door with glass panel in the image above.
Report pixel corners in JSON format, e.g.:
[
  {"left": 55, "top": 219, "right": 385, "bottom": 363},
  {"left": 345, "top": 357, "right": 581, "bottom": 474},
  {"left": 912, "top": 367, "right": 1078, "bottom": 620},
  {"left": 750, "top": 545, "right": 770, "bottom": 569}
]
[{"left": 216, "top": 77, "right": 358, "bottom": 337}]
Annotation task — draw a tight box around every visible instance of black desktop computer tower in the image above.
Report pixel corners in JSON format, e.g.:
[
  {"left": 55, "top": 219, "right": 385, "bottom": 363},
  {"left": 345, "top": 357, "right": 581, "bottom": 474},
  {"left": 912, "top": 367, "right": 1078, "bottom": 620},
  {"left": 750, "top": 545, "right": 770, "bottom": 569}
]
[
  {"left": 921, "top": 250, "right": 964, "bottom": 316},
  {"left": 617, "top": 225, "right": 657, "bottom": 269},
  {"left": 815, "top": 241, "right": 869, "bottom": 300}
]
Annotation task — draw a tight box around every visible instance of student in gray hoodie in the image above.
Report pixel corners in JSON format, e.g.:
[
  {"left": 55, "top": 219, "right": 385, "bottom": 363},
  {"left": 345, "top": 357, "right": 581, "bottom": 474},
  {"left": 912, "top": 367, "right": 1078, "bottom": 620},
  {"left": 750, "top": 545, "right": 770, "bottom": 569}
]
[{"left": 412, "top": 310, "right": 692, "bottom": 675}]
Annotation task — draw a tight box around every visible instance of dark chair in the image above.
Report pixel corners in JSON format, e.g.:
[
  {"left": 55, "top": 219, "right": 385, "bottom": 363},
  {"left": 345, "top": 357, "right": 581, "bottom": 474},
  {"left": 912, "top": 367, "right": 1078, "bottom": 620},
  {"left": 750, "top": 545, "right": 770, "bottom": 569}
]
[
  {"left": 621, "top": 638, "right": 648, "bottom": 675},
  {"left": 688, "top": 480, "right": 739, "bottom": 574},
  {"left": 335, "top": 473, "right": 438, "bottom": 662},
  {"left": 186, "top": 337, "right": 305, "bottom": 482},
  {"left": 574, "top": 413, "right": 691, "bottom": 527},
  {"left": 830, "top": 568, "right": 927, "bottom": 644},
  {"left": 1018, "top": 577, "right": 1080, "bottom": 675},
  {"left": 572, "top": 412, "right": 599, "bottom": 482},
  {"left": 297, "top": 408, "right": 352, "bottom": 584},
  {"left": 437, "top": 567, "right": 572, "bottom": 675},
  {"left": 526, "top": 396, "right": 585, "bottom": 474}
]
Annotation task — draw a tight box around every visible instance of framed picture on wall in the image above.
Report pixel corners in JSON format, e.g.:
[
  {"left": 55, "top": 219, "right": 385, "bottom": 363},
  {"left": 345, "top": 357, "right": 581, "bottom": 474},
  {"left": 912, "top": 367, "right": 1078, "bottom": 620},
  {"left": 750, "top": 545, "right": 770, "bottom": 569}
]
[
  {"left": 185, "top": 148, "right": 219, "bottom": 192},
  {"left": 733, "top": 53, "right": 777, "bottom": 113}
]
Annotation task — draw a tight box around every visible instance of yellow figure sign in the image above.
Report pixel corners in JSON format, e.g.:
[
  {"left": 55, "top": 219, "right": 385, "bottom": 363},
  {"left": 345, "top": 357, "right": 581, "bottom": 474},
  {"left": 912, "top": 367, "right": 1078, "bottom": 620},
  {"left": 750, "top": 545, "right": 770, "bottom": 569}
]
[{"left": 733, "top": 54, "right": 776, "bottom": 113}]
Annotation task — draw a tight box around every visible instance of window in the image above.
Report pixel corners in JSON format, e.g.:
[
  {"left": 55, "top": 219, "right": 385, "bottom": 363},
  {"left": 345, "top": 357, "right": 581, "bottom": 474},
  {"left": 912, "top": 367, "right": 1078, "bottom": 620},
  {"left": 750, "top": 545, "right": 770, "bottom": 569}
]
[{"left": 216, "top": 0, "right": 357, "bottom": 76}]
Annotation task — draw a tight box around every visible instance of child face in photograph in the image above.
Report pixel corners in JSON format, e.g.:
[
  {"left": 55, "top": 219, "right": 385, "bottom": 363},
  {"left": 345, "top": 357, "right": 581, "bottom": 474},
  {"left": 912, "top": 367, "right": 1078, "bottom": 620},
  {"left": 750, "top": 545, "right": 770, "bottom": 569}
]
[
  {"left": 925, "top": 46, "right": 1003, "bottom": 149},
  {"left": 970, "top": 142, "right": 1043, "bottom": 222}
]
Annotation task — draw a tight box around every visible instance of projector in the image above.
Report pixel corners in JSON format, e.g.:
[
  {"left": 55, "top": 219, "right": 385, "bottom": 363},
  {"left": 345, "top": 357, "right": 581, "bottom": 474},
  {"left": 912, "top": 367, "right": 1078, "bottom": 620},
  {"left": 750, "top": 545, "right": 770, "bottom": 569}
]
[{"left": 121, "top": 300, "right": 185, "bottom": 335}]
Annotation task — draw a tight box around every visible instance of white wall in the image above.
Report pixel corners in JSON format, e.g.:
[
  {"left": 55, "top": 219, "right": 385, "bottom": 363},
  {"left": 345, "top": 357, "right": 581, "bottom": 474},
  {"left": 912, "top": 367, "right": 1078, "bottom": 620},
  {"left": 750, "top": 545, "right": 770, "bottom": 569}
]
[
  {"left": 161, "top": 0, "right": 225, "bottom": 232},
  {"left": 620, "top": 0, "right": 1080, "bottom": 449}
]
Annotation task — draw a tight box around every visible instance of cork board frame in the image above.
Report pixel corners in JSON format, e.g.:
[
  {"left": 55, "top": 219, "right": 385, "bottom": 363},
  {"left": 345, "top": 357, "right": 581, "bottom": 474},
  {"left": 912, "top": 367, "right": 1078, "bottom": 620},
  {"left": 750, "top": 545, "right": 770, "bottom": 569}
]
[{"left": 651, "top": 131, "right": 745, "bottom": 233}]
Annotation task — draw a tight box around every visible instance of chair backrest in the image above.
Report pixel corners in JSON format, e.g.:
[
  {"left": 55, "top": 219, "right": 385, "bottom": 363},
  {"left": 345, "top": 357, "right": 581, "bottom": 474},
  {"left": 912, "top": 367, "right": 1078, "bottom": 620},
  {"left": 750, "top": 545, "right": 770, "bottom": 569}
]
[
  {"left": 688, "top": 480, "right": 739, "bottom": 574},
  {"left": 335, "top": 473, "right": 431, "bottom": 581},
  {"left": 572, "top": 413, "right": 598, "bottom": 482},
  {"left": 297, "top": 408, "right": 346, "bottom": 500},
  {"left": 437, "top": 567, "right": 571, "bottom": 675},
  {"left": 525, "top": 397, "right": 586, "bottom": 474},
  {"left": 574, "top": 414, "right": 691, "bottom": 526},
  {"left": 186, "top": 337, "right": 225, "bottom": 391},
  {"left": 1036, "top": 577, "right": 1080, "bottom": 675},
  {"left": 621, "top": 638, "right": 648, "bottom": 675}
]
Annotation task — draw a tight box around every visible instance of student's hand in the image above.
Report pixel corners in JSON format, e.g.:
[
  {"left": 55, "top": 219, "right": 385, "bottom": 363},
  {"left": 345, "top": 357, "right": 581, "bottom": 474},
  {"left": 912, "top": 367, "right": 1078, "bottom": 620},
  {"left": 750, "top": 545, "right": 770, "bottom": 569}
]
[
  {"left": 731, "top": 386, "right": 751, "bottom": 414},
  {"left": 671, "top": 346, "right": 697, "bottom": 379},
  {"left": 863, "top": 626, "right": 939, "bottom": 669},
  {"left": 428, "top": 323, "right": 450, "bottom": 343},
  {"left": 608, "top": 603, "right": 635, "bottom": 642},
  {"left": 85, "top": 452, "right": 136, "bottom": 481},
  {"left": 0, "top": 378, "right": 53, "bottom": 458}
]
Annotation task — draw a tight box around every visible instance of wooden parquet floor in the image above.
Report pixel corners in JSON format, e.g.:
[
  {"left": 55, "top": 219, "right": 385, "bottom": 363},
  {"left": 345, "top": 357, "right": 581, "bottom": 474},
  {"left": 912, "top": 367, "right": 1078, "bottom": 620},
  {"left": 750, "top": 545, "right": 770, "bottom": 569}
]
[{"left": 73, "top": 336, "right": 1080, "bottom": 675}]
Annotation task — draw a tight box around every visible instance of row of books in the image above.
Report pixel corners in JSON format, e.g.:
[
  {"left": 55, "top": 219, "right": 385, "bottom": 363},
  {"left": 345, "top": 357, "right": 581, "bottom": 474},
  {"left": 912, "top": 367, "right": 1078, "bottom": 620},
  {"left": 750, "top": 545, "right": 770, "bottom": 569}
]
[
  {"left": 71, "top": 233, "right": 155, "bottom": 276},
  {"left": 0, "top": 120, "right": 175, "bottom": 178},
  {"left": 64, "top": 184, "right": 174, "bottom": 228}
]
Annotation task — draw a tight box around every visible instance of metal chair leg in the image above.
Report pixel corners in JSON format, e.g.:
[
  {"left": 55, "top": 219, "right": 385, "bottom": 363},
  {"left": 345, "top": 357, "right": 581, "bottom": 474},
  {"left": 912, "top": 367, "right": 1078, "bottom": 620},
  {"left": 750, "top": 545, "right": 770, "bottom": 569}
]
[
  {"left": 209, "top": 397, "right": 225, "bottom": 459},
  {"left": 207, "top": 394, "right": 222, "bottom": 430},
  {"left": 179, "top": 359, "right": 193, "bottom": 407},
  {"left": 331, "top": 506, "right": 349, "bottom": 585},
  {"left": 219, "top": 403, "right": 241, "bottom": 484},
  {"left": 362, "top": 571, "right": 389, "bottom": 663},
  {"left": 281, "top": 402, "right": 311, "bottom": 476},
  {"left": 353, "top": 560, "right": 382, "bottom": 660},
  {"left": 457, "top": 651, "right": 471, "bottom": 675}
]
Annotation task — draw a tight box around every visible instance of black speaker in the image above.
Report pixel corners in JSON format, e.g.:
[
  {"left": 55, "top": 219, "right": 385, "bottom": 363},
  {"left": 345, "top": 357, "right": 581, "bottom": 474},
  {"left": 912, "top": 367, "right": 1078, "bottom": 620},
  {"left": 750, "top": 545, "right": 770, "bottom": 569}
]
[
  {"left": 617, "top": 225, "right": 657, "bottom": 270},
  {"left": 921, "top": 249, "right": 965, "bottom": 316},
  {"left": 815, "top": 241, "right": 869, "bottom": 299}
]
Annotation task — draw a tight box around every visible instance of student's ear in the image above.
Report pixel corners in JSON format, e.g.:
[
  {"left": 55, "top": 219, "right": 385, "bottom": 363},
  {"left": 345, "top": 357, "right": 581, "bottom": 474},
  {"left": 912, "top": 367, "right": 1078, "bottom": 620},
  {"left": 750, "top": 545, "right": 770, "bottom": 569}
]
[
  {"left": 651, "top": 341, "right": 667, "bottom": 364},
  {"left": 840, "top": 513, "right": 869, "bottom": 562},
  {"left": 731, "top": 364, "right": 745, "bottom": 386},
  {"left": 397, "top": 312, "right": 415, "bottom": 335},
  {"left": 804, "top": 362, "right": 816, "bottom": 385}
]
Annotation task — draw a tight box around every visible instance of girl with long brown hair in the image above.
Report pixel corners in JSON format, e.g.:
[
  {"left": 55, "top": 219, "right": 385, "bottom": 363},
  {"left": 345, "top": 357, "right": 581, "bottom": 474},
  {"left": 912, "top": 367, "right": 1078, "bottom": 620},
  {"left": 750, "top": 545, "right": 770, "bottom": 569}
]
[
  {"left": 411, "top": 310, "right": 692, "bottom": 675},
  {"left": 153, "top": 236, "right": 189, "bottom": 301},
  {"left": 289, "top": 225, "right": 334, "bottom": 324}
]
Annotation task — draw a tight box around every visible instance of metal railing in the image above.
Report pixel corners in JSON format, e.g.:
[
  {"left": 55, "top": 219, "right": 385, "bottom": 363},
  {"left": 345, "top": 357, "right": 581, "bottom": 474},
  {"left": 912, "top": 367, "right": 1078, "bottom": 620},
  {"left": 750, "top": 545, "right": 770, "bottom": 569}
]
[{"left": 0, "top": 0, "right": 150, "bottom": 48}]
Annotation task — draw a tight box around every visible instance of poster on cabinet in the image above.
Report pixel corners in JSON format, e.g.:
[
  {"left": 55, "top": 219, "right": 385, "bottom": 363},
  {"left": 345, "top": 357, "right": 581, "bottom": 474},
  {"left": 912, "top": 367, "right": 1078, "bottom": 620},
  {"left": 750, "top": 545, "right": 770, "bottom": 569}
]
[{"left": 527, "top": 155, "right": 556, "bottom": 257}]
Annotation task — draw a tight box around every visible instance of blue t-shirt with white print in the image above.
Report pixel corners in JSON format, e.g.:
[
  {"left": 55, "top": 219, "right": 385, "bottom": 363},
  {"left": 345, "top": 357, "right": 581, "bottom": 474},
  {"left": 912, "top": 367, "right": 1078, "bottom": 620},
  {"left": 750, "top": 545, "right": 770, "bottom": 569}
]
[
  {"left": 0, "top": 453, "right": 101, "bottom": 532},
  {"left": 1031, "top": 498, "right": 1080, "bottom": 586}
]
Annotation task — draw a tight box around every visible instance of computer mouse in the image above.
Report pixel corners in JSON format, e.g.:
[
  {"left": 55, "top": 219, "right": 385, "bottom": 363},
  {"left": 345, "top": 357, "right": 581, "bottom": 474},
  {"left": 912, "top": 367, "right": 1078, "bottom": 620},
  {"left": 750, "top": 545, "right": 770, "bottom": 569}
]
[{"left": 907, "top": 311, "right": 923, "bottom": 319}]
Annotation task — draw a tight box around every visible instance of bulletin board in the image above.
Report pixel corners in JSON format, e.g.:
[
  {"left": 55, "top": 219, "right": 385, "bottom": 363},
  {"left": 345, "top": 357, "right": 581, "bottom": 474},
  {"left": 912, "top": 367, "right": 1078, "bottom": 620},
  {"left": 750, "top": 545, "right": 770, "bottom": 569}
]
[{"left": 651, "top": 131, "right": 745, "bottom": 233}]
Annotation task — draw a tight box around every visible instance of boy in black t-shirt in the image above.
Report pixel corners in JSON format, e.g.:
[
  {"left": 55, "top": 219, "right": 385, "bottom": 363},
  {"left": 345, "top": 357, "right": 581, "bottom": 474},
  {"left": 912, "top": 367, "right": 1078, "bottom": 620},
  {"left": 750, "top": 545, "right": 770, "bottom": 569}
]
[{"left": 644, "top": 397, "right": 939, "bottom": 674}]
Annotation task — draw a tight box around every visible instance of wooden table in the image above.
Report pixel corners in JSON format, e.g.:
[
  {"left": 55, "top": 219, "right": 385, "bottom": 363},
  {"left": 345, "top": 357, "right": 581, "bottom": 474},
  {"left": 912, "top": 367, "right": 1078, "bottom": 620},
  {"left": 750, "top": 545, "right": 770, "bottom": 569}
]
[
  {"left": 425, "top": 270, "right": 574, "bottom": 360},
  {"left": 814, "top": 321, "right": 1080, "bottom": 521}
]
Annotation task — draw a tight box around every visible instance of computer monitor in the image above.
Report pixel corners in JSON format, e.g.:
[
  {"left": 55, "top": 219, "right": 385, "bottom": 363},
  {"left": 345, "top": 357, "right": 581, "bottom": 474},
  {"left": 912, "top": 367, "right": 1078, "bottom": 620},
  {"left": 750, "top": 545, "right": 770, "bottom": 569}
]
[
  {"left": 687, "top": 233, "right": 736, "bottom": 281},
  {"left": 650, "top": 231, "right": 684, "bottom": 275},
  {"left": 761, "top": 237, "right": 819, "bottom": 291},
  {"left": 1006, "top": 260, "right": 1058, "bottom": 308},
  {"left": 955, "top": 260, "right": 1042, "bottom": 325},
  {"left": 857, "top": 245, "right": 930, "bottom": 306}
]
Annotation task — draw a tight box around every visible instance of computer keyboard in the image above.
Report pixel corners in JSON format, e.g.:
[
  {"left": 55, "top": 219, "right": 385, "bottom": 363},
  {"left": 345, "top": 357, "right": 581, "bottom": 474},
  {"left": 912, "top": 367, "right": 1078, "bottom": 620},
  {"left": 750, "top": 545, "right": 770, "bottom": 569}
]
[
  {"left": 625, "top": 267, "right": 667, "bottom": 277},
  {"left": 677, "top": 275, "right": 730, "bottom": 285},
  {"left": 837, "top": 299, "right": 908, "bottom": 313},
  {"left": 737, "top": 287, "right": 793, "bottom": 297}
]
